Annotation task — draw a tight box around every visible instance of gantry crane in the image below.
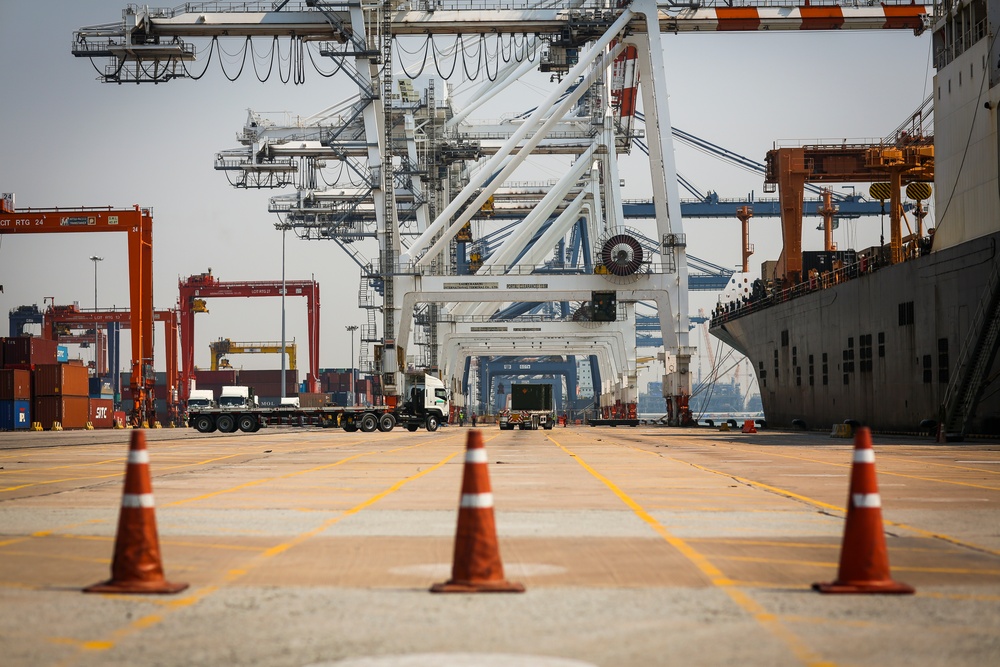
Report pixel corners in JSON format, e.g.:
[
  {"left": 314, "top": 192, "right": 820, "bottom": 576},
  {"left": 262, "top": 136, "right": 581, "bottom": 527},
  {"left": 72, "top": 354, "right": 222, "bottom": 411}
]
[
  {"left": 178, "top": 270, "right": 319, "bottom": 402},
  {"left": 42, "top": 304, "right": 181, "bottom": 425},
  {"left": 209, "top": 339, "right": 297, "bottom": 372},
  {"left": 0, "top": 198, "right": 156, "bottom": 425}
]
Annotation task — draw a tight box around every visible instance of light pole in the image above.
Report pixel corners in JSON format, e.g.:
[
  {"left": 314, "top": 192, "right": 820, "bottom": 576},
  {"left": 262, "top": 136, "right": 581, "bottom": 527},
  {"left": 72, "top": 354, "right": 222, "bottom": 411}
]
[
  {"left": 89, "top": 256, "right": 103, "bottom": 375},
  {"left": 280, "top": 227, "right": 286, "bottom": 398},
  {"left": 345, "top": 325, "right": 358, "bottom": 406}
]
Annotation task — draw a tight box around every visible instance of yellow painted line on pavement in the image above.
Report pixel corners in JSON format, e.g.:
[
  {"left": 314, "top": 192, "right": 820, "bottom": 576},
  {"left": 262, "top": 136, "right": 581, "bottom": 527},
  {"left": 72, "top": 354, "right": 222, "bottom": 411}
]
[
  {"left": 674, "top": 457, "right": 1000, "bottom": 558},
  {"left": 718, "top": 554, "right": 1000, "bottom": 576},
  {"left": 685, "top": 440, "right": 1000, "bottom": 492},
  {"left": 547, "top": 433, "right": 835, "bottom": 667},
  {"left": 54, "top": 442, "right": 461, "bottom": 661}
]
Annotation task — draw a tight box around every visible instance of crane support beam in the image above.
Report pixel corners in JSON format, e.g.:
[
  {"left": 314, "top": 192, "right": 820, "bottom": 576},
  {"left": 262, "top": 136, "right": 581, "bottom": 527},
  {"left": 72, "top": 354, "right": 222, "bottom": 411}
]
[{"left": 0, "top": 203, "right": 155, "bottom": 426}]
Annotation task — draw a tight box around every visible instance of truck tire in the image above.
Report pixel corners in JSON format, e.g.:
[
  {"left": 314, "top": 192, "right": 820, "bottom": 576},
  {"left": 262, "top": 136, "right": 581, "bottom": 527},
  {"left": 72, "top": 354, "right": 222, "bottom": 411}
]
[
  {"left": 193, "top": 415, "right": 216, "bottom": 433},
  {"left": 359, "top": 413, "right": 379, "bottom": 433},
  {"left": 216, "top": 414, "right": 237, "bottom": 433},
  {"left": 238, "top": 415, "right": 258, "bottom": 433},
  {"left": 378, "top": 413, "right": 396, "bottom": 432},
  {"left": 425, "top": 414, "right": 439, "bottom": 432},
  {"left": 406, "top": 424, "right": 418, "bottom": 432}
]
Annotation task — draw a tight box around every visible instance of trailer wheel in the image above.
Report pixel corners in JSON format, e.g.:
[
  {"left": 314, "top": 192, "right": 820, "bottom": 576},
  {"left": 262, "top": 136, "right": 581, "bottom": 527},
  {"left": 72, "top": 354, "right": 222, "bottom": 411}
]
[
  {"left": 343, "top": 422, "right": 358, "bottom": 432},
  {"left": 406, "top": 424, "right": 418, "bottom": 432},
  {"left": 193, "top": 415, "right": 216, "bottom": 433},
  {"left": 359, "top": 413, "right": 379, "bottom": 433},
  {"left": 216, "top": 414, "right": 237, "bottom": 433},
  {"left": 238, "top": 415, "right": 258, "bottom": 433},
  {"left": 425, "top": 414, "right": 439, "bottom": 432},
  {"left": 378, "top": 413, "right": 396, "bottom": 432}
]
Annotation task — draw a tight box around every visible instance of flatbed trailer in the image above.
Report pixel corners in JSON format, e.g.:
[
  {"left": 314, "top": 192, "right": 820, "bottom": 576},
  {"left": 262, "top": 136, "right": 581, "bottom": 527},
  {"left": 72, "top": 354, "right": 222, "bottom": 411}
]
[
  {"left": 588, "top": 418, "right": 640, "bottom": 427},
  {"left": 188, "top": 405, "right": 443, "bottom": 434}
]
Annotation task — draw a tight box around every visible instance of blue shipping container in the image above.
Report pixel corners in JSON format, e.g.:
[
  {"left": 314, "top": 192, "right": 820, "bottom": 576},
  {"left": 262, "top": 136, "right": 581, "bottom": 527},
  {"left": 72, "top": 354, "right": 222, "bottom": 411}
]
[
  {"left": 0, "top": 399, "right": 31, "bottom": 430},
  {"left": 57, "top": 346, "right": 69, "bottom": 363}
]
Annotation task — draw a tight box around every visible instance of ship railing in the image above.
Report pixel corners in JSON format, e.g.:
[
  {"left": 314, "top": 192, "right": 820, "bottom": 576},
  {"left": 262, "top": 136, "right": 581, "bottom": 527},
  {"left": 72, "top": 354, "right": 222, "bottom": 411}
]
[{"left": 709, "top": 255, "right": 882, "bottom": 328}]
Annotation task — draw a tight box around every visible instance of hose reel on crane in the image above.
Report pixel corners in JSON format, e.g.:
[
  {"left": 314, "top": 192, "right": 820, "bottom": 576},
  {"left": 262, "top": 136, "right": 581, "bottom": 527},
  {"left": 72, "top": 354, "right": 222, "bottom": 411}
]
[{"left": 596, "top": 229, "right": 646, "bottom": 283}]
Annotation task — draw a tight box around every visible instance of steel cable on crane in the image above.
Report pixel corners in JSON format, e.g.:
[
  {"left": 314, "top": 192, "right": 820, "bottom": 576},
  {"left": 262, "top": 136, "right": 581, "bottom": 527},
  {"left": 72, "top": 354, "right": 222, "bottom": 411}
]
[
  {"left": 483, "top": 33, "right": 501, "bottom": 82},
  {"left": 250, "top": 36, "right": 278, "bottom": 82},
  {"left": 216, "top": 36, "right": 251, "bottom": 82},
  {"left": 397, "top": 36, "right": 431, "bottom": 79},
  {"left": 305, "top": 41, "right": 347, "bottom": 78},
  {"left": 461, "top": 35, "right": 484, "bottom": 81},
  {"left": 430, "top": 34, "right": 462, "bottom": 80},
  {"left": 180, "top": 38, "right": 218, "bottom": 80}
]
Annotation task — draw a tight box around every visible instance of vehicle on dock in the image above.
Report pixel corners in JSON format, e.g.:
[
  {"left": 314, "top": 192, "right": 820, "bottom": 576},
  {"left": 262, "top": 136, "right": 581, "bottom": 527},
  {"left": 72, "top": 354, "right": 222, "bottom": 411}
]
[
  {"left": 499, "top": 384, "right": 555, "bottom": 430},
  {"left": 187, "top": 374, "right": 449, "bottom": 434}
]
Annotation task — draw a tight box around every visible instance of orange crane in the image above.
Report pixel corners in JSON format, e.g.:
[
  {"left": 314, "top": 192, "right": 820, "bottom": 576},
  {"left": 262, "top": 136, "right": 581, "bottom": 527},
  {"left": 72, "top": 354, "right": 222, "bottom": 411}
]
[
  {"left": 42, "top": 304, "right": 180, "bottom": 425},
  {"left": 763, "top": 138, "right": 933, "bottom": 284},
  {"left": 0, "top": 198, "right": 155, "bottom": 425},
  {"left": 178, "top": 270, "right": 320, "bottom": 403}
]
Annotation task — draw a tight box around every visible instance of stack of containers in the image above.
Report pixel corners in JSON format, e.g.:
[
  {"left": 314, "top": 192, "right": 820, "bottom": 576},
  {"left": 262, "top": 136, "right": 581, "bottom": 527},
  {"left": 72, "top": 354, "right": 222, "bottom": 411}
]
[
  {"left": 3, "top": 336, "right": 61, "bottom": 430},
  {"left": 0, "top": 368, "right": 32, "bottom": 430},
  {"left": 34, "top": 362, "right": 90, "bottom": 430}
]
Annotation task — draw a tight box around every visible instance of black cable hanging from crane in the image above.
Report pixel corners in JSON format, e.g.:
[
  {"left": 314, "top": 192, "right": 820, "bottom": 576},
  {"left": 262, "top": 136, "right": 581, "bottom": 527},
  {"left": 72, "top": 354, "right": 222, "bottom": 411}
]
[
  {"left": 250, "top": 36, "right": 278, "bottom": 82},
  {"left": 430, "top": 34, "right": 462, "bottom": 80},
  {"left": 217, "top": 36, "right": 250, "bottom": 82}
]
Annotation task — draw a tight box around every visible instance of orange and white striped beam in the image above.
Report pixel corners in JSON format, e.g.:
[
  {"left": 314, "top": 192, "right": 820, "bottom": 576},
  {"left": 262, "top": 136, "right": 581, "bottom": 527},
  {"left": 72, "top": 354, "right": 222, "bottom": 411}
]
[{"left": 659, "top": 5, "right": 931, "bottom": 33}]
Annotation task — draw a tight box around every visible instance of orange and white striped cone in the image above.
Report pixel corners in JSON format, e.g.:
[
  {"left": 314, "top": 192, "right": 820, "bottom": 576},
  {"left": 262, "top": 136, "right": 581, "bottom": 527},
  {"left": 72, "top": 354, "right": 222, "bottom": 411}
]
[
  {"left": 813, "top": 427, "right": 914, "bottom": 594},
  {"left": 84, "top": 430, "right": 188, "bottom": 594},
  {"left": 431, "top": 430, "right": 524, "bottom": 593}
]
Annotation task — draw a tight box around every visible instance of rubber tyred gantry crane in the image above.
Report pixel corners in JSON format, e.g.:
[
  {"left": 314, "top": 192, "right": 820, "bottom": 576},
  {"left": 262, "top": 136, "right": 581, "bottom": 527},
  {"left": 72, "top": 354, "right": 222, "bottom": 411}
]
[
  {"left": 178, "top": 270, "right": 320, "bottom": 403},
  {"left": 42, "top": 304, "right": 180, "bottom": 425},
  {"left": 0, "top": 197, "right": 155, "bottom": 425}
]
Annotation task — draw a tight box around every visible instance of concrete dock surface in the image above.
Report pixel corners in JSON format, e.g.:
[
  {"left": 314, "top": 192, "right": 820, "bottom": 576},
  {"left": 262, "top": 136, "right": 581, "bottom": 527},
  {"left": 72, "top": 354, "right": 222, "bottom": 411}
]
[{"left": 1, "top": 425, "right": 998, "bottom": 666}]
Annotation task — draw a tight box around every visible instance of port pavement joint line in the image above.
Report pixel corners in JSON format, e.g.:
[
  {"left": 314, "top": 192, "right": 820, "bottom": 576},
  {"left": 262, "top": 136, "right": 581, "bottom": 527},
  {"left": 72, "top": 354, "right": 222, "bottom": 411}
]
[{"left": 545, "top": 432, "right": 836, "bottom": 667}]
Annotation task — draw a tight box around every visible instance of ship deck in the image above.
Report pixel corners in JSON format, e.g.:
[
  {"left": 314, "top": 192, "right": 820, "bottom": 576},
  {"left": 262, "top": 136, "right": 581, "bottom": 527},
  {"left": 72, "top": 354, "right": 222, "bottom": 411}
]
[{"left": 2, "top": 425, "right": 999, "bottom": 666}]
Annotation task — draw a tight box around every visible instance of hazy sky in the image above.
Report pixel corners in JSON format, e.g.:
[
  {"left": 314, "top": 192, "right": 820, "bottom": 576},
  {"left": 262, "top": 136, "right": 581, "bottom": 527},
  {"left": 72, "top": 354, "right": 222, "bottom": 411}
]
[{"left": 0, "top": 1, "right": 935, "bottom": 380}]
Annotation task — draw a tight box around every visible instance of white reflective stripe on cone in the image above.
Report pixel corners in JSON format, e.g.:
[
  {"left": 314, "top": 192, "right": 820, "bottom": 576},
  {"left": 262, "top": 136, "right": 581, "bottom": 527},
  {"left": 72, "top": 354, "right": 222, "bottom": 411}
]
[
  {"left": 852, "top": 493, "right": 881, "bottom": 508},
  {"left": 460, "top": 492, "right": 494, "bottom": 508},
  {"left": 128, "top": 450, "right": 150, "bottom": 464},
  {"left": 465, "top": 449, "right": 488, "bottom": 464},
  {"left": 853, "top": 449, "right": 876, "bottom": 464},
  {"left": 122, "top": 493, "right": 155, "bottom": 508}
]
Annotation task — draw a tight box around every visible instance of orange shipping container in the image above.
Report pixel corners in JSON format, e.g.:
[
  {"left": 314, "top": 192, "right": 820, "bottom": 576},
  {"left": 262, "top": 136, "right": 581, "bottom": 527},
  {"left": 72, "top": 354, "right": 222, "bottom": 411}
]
[
  {"left": 89, "top": 398, "right": 115, "bottom": 429},
  {"left": 34, "top": 396, "right": 90, "bottom": 430},
  {"left": 0, "top": 369, "right": 31, "bottom": 400},
  {"left": 33, "top": 364, "right": 90, "bottom": 397}
]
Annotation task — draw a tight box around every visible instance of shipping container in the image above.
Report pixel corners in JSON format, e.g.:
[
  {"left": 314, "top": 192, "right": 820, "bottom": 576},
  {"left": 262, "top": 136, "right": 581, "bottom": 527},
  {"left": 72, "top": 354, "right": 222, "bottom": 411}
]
[
  {"left": 88, "top": 377, "right": 115, "bottom": 397},
  {"left": 89, "top": 398, "right": 115, "bottom": 429},
  {"left": 34, "top": 364, "right": 90, "bottom": 397},
  {"left": 0, "top": 368, "right": 31, "bottom": 400},
  {"left": 34, "top": 396, "right": 90, "bottom": 430},
  {"left": 3, "top": 336, "right": 59, "bottom": 366},
  {"left": 193, "top": 370, "right": 238, "bottom": 385},
  {"left": 298, "top": 392, "right": 331, "bottom": 408},
  {"left": 0, "top": 399, "right": 31, "bottom": 430}
]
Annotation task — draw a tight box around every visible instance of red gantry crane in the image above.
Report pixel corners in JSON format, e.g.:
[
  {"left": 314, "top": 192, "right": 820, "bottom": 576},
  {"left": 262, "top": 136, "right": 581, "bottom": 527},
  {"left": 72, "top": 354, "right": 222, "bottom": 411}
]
[
  {"left": 0, "top": 197, "right": 155, "bottom": 425},
  {"left": 178, "top": 270, "right": 320, "bottom": 403},
  {"left": 42, "top": 304, "right": 180, "bottom": 425}
]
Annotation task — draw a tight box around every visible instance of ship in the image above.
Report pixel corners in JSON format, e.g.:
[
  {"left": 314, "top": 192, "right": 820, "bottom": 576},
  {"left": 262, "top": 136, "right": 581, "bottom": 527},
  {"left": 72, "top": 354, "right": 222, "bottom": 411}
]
[{"left": 710, "top": 0, "right": 1000, "bottom": 437}]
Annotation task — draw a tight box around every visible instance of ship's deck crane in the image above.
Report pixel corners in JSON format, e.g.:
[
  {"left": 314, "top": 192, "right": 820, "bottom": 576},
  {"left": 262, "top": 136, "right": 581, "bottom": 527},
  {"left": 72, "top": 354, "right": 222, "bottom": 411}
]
[
  {"left": 0, "top": 198, "right": 156, "bottom": 425},
  {"left": 178, "top": 270, "right": 319, "bottom": 402},
  {"left": 209, "top": 339, "right": 297, "bottom": 372},
  {"left": 764, "top": 137, "right": 934, "bottom": 284}
]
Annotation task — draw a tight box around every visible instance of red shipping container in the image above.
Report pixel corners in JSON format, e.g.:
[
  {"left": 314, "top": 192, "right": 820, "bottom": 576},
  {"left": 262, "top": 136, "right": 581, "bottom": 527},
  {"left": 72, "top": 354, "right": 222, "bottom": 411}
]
[
  {"left": 4, "top": 337, "right": 59, "bottom": 366},
  {"left": 0, "top": 369, "right": 31, "bottom": 400},
  {"left": 89, "top": 398, "right": 115, "bottom": 429},
  {"left": 34, "top": 396, "right": 90, "bottom": 430},
  {"left": 34, "top": 364, "right": 90, "bottom": 397}
]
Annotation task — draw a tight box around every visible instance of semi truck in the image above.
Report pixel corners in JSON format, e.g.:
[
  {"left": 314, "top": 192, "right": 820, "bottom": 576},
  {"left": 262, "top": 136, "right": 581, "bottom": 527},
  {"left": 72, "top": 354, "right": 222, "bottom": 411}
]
[
  {"left": 499, "top": 383, "right": 555, "bottom": 430},
  {"left": 187, "top": 374, "right": 449, "bottom": 434}
]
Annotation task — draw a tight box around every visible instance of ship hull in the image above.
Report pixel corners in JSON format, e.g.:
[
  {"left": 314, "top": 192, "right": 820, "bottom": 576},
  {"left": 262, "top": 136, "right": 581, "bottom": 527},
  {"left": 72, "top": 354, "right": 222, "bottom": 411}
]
[{"left": 710, "top": 232, "right": 1000, "bottom": 435}]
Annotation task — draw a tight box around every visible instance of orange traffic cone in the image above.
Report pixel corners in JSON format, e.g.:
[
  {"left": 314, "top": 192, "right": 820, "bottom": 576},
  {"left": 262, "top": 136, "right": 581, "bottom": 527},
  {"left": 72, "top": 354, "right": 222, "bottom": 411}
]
[
  {"left": 741, "top": 419, "right": 757, "bottom": 433},
  {"left": 813, "top": 427, "right": 913, "bottom": 594},
  {"left": 84, "top": 430, "right": 188, "bottom": 594},
  {"left": 431, "top": 430, "right": 525, "bottom": 593}
]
